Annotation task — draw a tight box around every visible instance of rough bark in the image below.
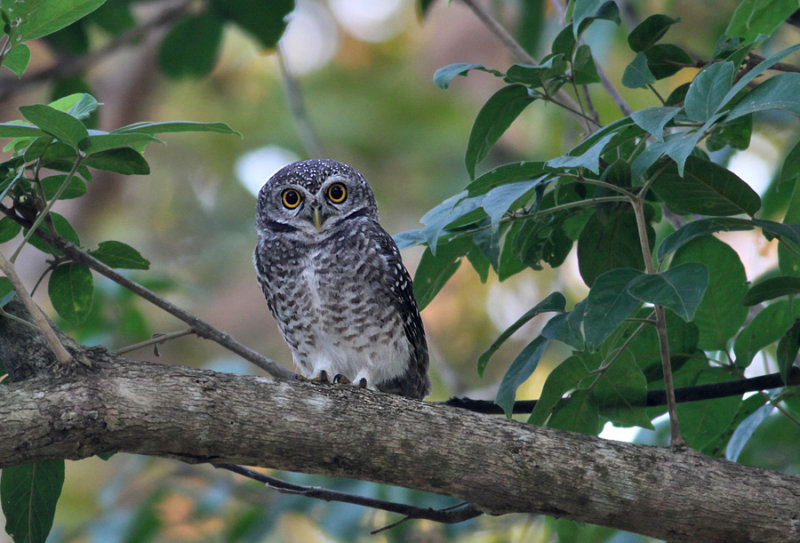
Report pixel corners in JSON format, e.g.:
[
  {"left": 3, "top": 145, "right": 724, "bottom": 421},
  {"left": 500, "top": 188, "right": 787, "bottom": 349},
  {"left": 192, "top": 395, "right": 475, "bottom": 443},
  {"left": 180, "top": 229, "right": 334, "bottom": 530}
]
[{"left": 1, "top": 302, "right": 799, "bottom": 542}]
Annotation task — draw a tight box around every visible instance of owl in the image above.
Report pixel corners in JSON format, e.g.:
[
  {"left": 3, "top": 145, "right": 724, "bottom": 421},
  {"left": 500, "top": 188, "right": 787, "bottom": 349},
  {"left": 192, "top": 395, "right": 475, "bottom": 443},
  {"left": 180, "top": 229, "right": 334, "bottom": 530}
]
[{"left": 254, "top": 159, "right": 431, "bottom": 400}]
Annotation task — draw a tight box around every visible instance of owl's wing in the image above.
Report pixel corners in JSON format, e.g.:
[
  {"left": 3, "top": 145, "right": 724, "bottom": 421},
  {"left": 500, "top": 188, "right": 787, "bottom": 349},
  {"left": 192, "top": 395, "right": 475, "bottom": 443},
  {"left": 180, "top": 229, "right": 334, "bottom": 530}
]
[{"left": 371, "top": 225, "right": 431, "bottom": 399}]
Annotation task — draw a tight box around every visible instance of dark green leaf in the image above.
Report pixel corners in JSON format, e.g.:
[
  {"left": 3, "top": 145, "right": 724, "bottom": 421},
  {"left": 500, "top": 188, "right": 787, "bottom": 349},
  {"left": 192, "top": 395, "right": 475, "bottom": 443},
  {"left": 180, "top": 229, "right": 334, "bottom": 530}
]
[
  {"left": 478, "top": 292, "right": 565, "bottom": 376},
  {"left": 547, "top": 131, "right": 616, "bottom": 174},
  {"left": 548, "top": 389, "right": 603, "bottom": 434},
  {"left": 41, "top": 174, "right": 87, "bottom": 200},
  {"left": 720, "top": 43, "right": 800, "bottom": 110},
  {"left": 584, "top": 268, "right": 643, "bottom": 349},
  {"left": 18, "top": 104, "right": 88, "bottom": 148},
  {"left": 0, "top": 216, "right": 22, "bottom": 242},
  {"left": 432, "top": 63, "right": 501, "bottom": 90},
  {"left": 571, "top": 0, "right": 612, "bottom": 36},
  {"left": 726, "top": 0, "right": 800, "bottom": 42},
  {"left": 26, "top": 212, "right": 80, "bottom": 256},
  {"left": 505, "top": 55, "right": 568, "bottom": 88},
  {"left": 412, "top": 238, "right": 470, "bottom": 310},
  {"left": 645, "top": 43, "right": 693, "bottom": 79},
  {"left": 1, "top": 460, "right": 65, "bottom": 543},
  {"left": 674, "top": 365, "right": 742, "bottom": 450},
  {"left": 734, "top": 300, "right": 800, "bottom": 368},
  {"left": 657, "top": 217, "right": 754, "bottom": 260},
  {"left": 552, "top": 25, "right": 576, "bottom": 57},
  {"left": 577, "top": 209, "right": 653, "bottom": 287},
  {"left": 541, "top": 300, "right": 586, "bottom": 350},
  {"left": 48, "top": 262, "right": 94, "bottom": 323},
  {"left": 88, "top": 241, "right": 150, "bottom": 270},
  {"left": 465, "top": 161, "right": 550, "bottom": 196},
  {"left": 495, "top": 336, "right": 549, "bottom": 417},
  {"left": 684, "top": 61, "right": 734, "bottom": 122},
  {"left": 466, "top": 85, "right": 535, "bottom": 178},
  {"left": 158, "top": 14, "right": 224, "bottom": 78},
  {"left": 4, "top": 44, "right": 31, "bottom": 76},
  {"left": 513, "top": 213, "right": 573, "bottom": 270},
  {"left": 727, "top": 73, "right": 800, "bottom": 121},
  {"left": 13, "top": 0, "right": 105, "bottom": 41},
  {"left": 0, "top": 277, "right": 15, "bottom": 307},
  {"left": 481, "top": 180, "right": 539, "bottom": 231},
  {"left": 777, "top": 319, "right": 800, "bottom": 386},
  {"left": 572, "top": 44, "right": 600, "bottom": 84},
  {"left": 627, "top": 263, "right": 709, "bottom": 321},
  {"left": 651, "top": 156, "right": 761, "bottom": 217},
  {"left": 622, "top": 52, "right": 656, "bottom": 88},
  {"left": 593, "top": 351, "right": 653, "bottom": 428},
  {"left": 630, "top": 106, "right": 680, "bottom": 140},
  {"left": 115, "top": 121, "right": 241, "bottom": 137},
  {"left": 627, "top": 14, "right": 680, "bottom": 52},
  {"left": 529, "top": 355, "right": 592, "bottom": 424},
  {"left": 82, "top": 132, "right": 161, "bottom": 155},
  {"left": 706, "top": 114, "right": 752, "bottom": 151},
  {"left": 209, "top": 0, "right": 292, "bottom": 48},
  {"left": 88, "top": 0, "right": 135, "bottom": 34},
  {"left": 671, "top": 236, "right": 748, "bottom": 350},
  {"left": 742, "top": 276, "right": 800, "bottom": 306},
  {"left": 625, "top": 307, "right": 699, "bottom": 379},
  {"left": 83, "top": 148, "right": 150, "bottom": 175}
]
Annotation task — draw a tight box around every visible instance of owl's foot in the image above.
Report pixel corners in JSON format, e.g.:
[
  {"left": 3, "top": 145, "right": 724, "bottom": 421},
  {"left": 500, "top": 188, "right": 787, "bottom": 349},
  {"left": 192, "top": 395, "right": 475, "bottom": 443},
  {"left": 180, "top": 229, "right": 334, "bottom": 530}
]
[
  {"left": 293, "top": 371, "right": 332, "bottom": 383},
  {"left": 333, "top": 374, "right": 368, "bottom": 389}
]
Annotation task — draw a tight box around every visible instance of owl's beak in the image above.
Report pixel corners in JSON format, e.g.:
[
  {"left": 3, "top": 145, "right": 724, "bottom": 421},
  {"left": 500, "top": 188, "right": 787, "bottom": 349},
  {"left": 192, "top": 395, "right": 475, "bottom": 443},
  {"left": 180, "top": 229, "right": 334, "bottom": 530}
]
[{"left": 312, "top": 206, "right": 323, "bottom": 231}]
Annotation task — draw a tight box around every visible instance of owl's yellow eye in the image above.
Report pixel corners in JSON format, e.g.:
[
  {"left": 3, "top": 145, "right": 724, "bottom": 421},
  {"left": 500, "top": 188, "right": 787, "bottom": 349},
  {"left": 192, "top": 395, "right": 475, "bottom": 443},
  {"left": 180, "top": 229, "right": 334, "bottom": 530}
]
[
  {"left": 327, "top": 183, "right": 347, "bottom": 204},
  {"left": 282, "top": 189, "right": 302, "bottom": 209}
]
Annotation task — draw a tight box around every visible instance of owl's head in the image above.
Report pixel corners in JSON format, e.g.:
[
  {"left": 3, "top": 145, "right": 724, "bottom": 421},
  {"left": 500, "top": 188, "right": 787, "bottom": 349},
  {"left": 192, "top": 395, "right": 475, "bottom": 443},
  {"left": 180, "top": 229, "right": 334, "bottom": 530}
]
[{"left": 256, "top": 159, "right": 379, "bottom": 236}]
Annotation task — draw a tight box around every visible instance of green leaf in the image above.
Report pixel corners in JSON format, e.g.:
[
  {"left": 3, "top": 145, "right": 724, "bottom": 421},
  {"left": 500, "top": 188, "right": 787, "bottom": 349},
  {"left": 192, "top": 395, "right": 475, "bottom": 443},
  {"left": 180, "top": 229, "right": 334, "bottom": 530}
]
[
  {"left": 209, "top": 0, "right": 292, "bottom": 48},
  {"left": 505, "top": 55, "right": 568, "bottom": 88},
  {"left": 51, "top": 93, "right": 98, "bottom": 120},
  {"left": 548, "top": 389, "right": 603, "bottom": 434},
  {"left": 644, "top": 43, "right": 693, "bottom": 79},
  {"left": 684, "top": 61, "right": 734, "bottom": 122},
  {"left": 671, "top": 236, "right": 748, "bottom": 350},
  {"left": 592, "top": 351, "right": 653, "bottom": 428},
  {"left": 622, "top": 52, "right": 656, "bottom": 88},
  {"left": 657, "top": 217, "right": 754, "bottom": 260},
  {"left": 466, "top": 85, "right": 535, "bottom": 178},
  {"left": 495, "top": 336, "right": 549, "bottom": 417},
  {"left": 742, "top": 276, "right": 800, "bottom": 306},
  {"left": 720, "top": 43, "right": 800, "bottom": 110},
  {"left": 40, "top": 174, "right": 87, "bottom": 200},
  {"left": 83, "top": 148, "right": 149, "bottom": 175},
  {"left": 572, "top": 44, "right": 600, "bottom": 85},
  {"left": 432, "top": 63, "right": 501, "bottom": 90},
  {"left": 4, "top": 44, "right": 31, "bottom": 76},
  {"left": 541, "top": 300, "right": 586, "bottom": 350},
  {"left": 13, "top": 0, "right": 106, "bottom": 41},
  {"left": 727, "top": 73, "right": 800, "bottom": 121},
  {"left": 465, "top": 161, "right": 550, "bottom": 196},
  {"left": 115, "top": 121, "right": 241, "bottom": 137},
  {"left": 725, "top": 403, "right": 773, "bottom": 461},
  {"left": 584, "top": 267, "right": 643, "bottom": 350},
  {"left": 706, "top": 114, "right": 752, "bottom": 151},
  {"left": 651, "top": 156, "right": 761, "bottom": 217},
  {"left": 529, "top": 355, "right": 591, "bottom": 425},
  {"left": 625, "top": 307, "right": 699, "bottom": 379},
  {"left": 48, "top": 262, "right": 94, "bottom": 323},
  {"left": 627, "top": 14, "right": 680, "bottom": 52},
  {"left": 88, "top": 241, "right": 150, "bottom": 270},
  {"left": 158, "top": 13, "right": 224, "bottom": 78},
  {"left": 577, "top": 209, "right": 653, "bottom": 287},
  {"left": 777, "top": 319, "right": 800, "bottom": 386},
  {"left": 26, "top": 212, "right": 80, "bottom": 256},
  {"left": 0, "top": 216, "right": 22, "bottom": 243},
  {"left": 0, "top": 122, "right": 44, "bottom": 139},
  {"left": 1, "top": 460, "right": 65, "bottom": 543},
  {"left": 411, "top": 191, "right": 484, "bottom": 251},
  {"left": 412, "top": 238, "right": 470, "bottom": 310},
  {"left": 19, "top": 104, "right": 88, "bottom": 148},
  {"left": 630, "top": 106, "right": 680, "bottom": 141},
  {"left": 82, "top": 132, "right": 161, "bottom": 154},
  {"left": 481, "top": 179, "right": 539, "bottom": 232},
  {"left": 0, "top": 277, "right": 15, "bottom": 307},
  {"left": 627, "top": 263, "right": 709, "bottom": 321},
  {"left": 674, "top": 365, "right": 742, "bottom": 450},
  {"left": 726, "top": 0, "right": 800, "bottom": 42},
  {"left": 571, "top": 0, "right": 613, "bottom": 36},
  {"left": 547, "top": 130, "right": 616, "bottom": 174},
  {"left": 734, "top": 300, "right": 800, "bottom": 368},
  {"left": 478, "top": 292, "right": 566, "bottom": 376}
]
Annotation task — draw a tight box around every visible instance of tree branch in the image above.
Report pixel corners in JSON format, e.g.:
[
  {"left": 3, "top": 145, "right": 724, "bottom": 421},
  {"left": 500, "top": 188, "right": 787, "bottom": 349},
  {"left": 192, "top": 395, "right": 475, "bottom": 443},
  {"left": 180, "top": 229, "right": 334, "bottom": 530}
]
[{"left": 1, "top": 301, "right": 799, "bottom": 542}]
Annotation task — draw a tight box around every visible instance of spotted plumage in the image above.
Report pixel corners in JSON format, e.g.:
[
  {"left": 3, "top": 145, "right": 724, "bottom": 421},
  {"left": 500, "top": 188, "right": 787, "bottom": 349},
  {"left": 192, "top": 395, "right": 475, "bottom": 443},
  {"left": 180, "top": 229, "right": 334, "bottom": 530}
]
[{"left": 254, "top": 159, "right": 430, "bottom": 399}]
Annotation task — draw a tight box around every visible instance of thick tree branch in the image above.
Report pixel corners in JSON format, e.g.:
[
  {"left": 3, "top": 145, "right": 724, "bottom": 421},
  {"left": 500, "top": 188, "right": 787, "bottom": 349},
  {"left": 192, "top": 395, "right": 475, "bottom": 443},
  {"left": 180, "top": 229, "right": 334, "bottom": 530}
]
[{"left": 1, "top": 302, "right": 799, "bottom": 542}]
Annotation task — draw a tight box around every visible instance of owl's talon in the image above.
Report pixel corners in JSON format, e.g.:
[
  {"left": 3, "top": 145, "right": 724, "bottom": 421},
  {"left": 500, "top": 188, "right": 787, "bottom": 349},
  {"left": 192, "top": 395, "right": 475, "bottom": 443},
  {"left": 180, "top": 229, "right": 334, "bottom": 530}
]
[
  {"left": 357, "top": 378, "right": 367, "bottom": 389},
  {"left": 333, "top": 373, "right": 351, "bottom": 384},
  {"left": 314, "top": 370, "right": 330, "bottom": 383}
]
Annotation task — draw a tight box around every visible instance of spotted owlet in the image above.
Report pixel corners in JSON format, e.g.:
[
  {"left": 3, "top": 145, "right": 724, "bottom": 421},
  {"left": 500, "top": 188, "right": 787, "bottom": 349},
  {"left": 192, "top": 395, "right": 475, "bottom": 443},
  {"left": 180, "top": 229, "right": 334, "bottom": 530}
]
[{"left": 254, "top": 159, "right": 431, "bottom": 399}]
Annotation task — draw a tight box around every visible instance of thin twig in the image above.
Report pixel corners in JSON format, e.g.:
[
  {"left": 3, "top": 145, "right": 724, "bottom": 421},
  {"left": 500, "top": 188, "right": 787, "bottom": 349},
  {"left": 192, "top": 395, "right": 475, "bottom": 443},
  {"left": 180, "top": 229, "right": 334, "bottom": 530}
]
[
  {"left": 0, "top": 249, "right": 72, "bottom": 364},
  {"left": 277, "top": 45, "right": 324, "bottom": 159},
  {"left": 460, "top": 0, "right": 594, "bottom": 132},
  {"left": 442, "top": 367, "right": 800, "bottom": 415},
  {"left": 213, "top": 463, "right": 483, "bottom": 528},
  {"left": 112, "top": 328, "right": 196, "bottom": 355}
]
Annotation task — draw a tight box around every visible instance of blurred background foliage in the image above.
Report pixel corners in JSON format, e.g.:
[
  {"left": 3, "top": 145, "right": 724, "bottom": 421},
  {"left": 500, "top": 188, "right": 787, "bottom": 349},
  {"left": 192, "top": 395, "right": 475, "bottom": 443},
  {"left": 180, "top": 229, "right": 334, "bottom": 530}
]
[{"left": 1, "top": 0, "right": 800, "bottom": 541}]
